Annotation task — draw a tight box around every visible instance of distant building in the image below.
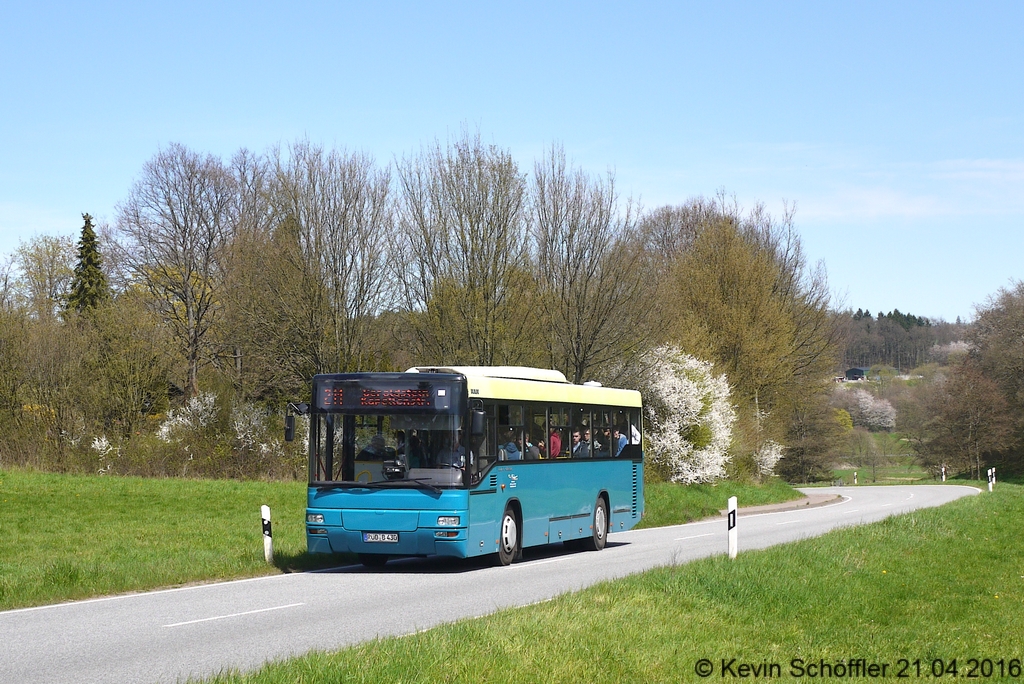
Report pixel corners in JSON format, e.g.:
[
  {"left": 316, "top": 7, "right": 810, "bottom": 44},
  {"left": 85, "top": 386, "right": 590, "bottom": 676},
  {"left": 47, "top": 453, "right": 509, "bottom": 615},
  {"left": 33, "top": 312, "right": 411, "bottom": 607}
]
[{"left": 845, "top": 367, "right": 870, "bottom": 381}]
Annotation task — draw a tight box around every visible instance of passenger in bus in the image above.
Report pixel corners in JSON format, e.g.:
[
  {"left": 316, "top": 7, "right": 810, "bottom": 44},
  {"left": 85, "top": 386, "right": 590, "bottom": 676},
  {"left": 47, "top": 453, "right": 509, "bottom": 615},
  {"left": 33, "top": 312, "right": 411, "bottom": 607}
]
[
  {"left": 404, "top": 433, "right": 424, "bottom": 469},
  {"left": 549, "top": 428, "right": 562, "bottom": 458},
  {"left": 525, "top": 434, "right": 542, "bottom": 460},
  {"left": 593, "top": 428, "right": 609, "bottom": 458},
  {"left": 612, "top": 426, "right": 628, "bottom": 456},
  {"left": 356, "top": 434, "right": 388, "bottom": 460},
  {"left": 500, "top": 430, "right": 522, "bottom": 460},
  {"left": 571, "top": 428, "right": 590, "bottom": 458},
  {"left": 436, "top": 431, "right": 466, "bottom": 468}
]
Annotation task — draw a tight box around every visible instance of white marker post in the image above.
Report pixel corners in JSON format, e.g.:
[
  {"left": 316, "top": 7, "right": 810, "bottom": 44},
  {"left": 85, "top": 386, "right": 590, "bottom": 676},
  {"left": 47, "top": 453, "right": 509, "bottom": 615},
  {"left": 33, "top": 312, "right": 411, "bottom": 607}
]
[
  {"left": 727, "top": 496, "right": 737, "bottom": 560},
  {"left": 988, "top": 468, "right": 994, "bottom": 493},
  {"left": 261, "top": 505, "right": 274, "bottom": 564},
  {"left": 941, "top": 465, "right": 946, "bottom": 482},
  {"left": 854, "top": 471, "right": 858, "bottom": 485}
]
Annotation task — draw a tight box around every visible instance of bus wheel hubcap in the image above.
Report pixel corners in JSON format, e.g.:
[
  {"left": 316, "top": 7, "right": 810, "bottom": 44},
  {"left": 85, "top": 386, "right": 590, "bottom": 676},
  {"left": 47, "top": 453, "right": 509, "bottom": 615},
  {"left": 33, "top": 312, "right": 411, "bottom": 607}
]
[{"left": 502, "top": 515, "right": 517, "bottom": 553}]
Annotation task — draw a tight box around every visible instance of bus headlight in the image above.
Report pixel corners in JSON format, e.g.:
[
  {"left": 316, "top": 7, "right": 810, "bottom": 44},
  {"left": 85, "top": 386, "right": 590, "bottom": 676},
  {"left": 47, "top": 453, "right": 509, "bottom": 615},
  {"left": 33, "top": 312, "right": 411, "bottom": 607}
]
[
  {"left": 307, "top": 514, "right": 324, "bottom": 523},
  {"left": 437, "top": 516, "right": 460, "bottom": 526}
]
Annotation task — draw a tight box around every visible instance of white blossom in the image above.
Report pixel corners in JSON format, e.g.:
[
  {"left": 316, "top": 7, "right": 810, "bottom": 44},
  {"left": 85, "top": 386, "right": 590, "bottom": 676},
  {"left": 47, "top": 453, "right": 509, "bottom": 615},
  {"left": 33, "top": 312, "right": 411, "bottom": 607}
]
[
  {"left": 853, "top": 388, "right": 896, "bottom": 431},
  {"left": 644, "top": 346, "right": 736, "bottom": 484},
  {"left": 833, "top": 386, "right": 896, "bottom": 432},
  {"left": 753, "top": 439, "right": 784, "bottom": 477},
  {"left": 231, "top": 403, "right": 266, "bottom": 449},
  {"left": 91, "top": 435, "right": 118, "bottom": 474},
  {"left": 157, "top": 392, "right": 217, "bottom": 442}
]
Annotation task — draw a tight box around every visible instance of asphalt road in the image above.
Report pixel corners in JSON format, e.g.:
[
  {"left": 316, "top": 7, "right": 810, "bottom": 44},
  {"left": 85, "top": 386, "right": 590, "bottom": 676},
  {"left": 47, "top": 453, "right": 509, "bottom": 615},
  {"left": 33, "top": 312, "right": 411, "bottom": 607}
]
[{"left": 0, "top": 485, "right": 977, "bottom": 684}]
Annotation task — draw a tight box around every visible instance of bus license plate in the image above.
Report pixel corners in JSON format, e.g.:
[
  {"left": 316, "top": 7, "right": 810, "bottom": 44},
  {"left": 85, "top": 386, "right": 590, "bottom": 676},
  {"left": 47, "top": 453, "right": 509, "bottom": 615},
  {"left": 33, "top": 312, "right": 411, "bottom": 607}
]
[{"left": 363, "top": 532, "right": 399, "bottom": 543}]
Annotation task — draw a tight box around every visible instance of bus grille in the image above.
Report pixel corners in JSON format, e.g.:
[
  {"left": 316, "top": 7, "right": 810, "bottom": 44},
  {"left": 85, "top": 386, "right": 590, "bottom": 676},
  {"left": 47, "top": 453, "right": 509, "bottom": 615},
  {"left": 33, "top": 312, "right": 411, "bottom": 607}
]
[
  {"left": 490, "top": 473, "right": 497, "bottom": 487},
  {"left": 632, "top": 463, "right": 638, "bottom": 518}
]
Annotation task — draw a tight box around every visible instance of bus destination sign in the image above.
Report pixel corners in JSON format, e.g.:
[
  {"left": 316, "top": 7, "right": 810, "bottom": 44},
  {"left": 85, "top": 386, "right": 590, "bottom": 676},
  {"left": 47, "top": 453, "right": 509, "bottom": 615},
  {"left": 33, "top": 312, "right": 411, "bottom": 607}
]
[
  {"left": 360, "top": 388, "right": 431, "bottom": 408},
  {"left": 313, "top": 377, "right": 456, "bottom": 412}
]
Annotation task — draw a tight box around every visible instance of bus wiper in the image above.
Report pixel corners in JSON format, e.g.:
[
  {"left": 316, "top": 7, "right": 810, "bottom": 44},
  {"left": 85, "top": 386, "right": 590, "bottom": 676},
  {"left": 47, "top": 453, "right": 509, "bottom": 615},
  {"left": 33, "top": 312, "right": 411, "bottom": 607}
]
[{"left": 406, "top": 478, "right": 443, "bottom": 494}]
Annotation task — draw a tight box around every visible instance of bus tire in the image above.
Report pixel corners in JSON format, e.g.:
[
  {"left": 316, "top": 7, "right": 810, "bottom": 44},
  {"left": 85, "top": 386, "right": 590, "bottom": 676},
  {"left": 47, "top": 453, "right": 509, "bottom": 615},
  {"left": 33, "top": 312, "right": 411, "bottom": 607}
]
[
  {"left": 582, "top": 496, "right": 608, "bottom": 552},
  {"left": 497, "top": 506, "right": 519, "bottom": 566},
  {"left": 359, "top": 553, "right": 388, "bottom": 568}
]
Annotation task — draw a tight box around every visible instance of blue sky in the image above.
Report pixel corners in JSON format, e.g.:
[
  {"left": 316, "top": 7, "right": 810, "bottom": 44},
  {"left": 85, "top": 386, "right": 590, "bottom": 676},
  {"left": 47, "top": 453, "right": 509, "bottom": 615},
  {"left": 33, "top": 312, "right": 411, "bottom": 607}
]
[{"left": 2, "top": 1, "right": 1021, "bottom": 322}]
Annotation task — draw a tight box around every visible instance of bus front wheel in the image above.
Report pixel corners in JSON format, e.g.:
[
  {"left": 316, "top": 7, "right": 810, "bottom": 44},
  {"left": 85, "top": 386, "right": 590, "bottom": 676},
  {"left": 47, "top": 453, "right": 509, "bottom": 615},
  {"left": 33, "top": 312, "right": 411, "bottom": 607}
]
[
  {"left": 582, "top": 497, "right": 608, "bottom": 551},
  {"left": 497, "top": 507, "right": 519, "bottom": 566}
]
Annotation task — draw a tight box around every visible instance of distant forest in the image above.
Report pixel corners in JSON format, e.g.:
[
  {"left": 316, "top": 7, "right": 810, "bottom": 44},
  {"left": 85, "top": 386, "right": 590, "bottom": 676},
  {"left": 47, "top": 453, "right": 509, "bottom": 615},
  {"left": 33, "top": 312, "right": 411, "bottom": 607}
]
[{"left": 841, "top": 308, "right": 966, "bottom": 372}]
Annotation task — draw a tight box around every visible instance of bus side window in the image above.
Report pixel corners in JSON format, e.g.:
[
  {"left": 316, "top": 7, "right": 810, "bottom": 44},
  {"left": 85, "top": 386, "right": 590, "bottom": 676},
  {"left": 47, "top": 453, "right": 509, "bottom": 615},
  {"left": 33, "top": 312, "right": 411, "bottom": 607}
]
[
  {"left": 548, "top": 405, "right": 568, "bottom": 458},
  {"left": 592, "top": 408, "right": 611, "bottom": 458},
  {"left": 528, "top": 405, "right": 546, "bottom": 459},
  {"left": 496, "top": 404, "right": 524, "bottom": 461},
  {"left": 469, "top": 403, "right": 497, "bottom": 480},
  {"left": 618, "top": 408, "right": 642, "bottom": 459}
]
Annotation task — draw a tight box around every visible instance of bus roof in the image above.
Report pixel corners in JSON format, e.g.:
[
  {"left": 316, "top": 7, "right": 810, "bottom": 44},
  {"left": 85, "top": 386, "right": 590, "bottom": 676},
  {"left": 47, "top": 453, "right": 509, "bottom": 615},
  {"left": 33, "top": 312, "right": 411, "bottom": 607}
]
[
  {"left": 405, "top": 366, "right": 642, "bottom": 408},
  {"left": 406, "top": 366, "right": 568, "bottom": 383}
]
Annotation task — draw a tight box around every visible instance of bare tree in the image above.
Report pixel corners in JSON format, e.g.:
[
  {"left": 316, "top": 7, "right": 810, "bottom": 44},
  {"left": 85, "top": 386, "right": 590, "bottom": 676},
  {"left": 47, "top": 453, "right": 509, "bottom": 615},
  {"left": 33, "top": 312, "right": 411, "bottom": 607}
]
[
  {"left": 13, "top": 235, "right": 75, "bottom": 318},
  {"left": 117, "top": 143, "right": 235, "bottom": 398},
  {"left": 396, "top": 130, "right": 534, "bottom": 365},
  {"left": 532, "top": 145, "right": 646, "bottom": 383},
  {"left": 269, "top": 141, "right": 396, "bottom": 376},
  {"left": 0, "top": 254, "right": 17, "bottom": 312}
]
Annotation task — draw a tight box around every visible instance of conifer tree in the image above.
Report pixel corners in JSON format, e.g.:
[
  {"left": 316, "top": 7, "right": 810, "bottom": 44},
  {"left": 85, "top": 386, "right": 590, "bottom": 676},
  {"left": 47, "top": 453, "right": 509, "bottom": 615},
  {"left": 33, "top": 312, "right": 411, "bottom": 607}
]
[{"left": 67, "top": 213, "right": 107, "bottom": 313}]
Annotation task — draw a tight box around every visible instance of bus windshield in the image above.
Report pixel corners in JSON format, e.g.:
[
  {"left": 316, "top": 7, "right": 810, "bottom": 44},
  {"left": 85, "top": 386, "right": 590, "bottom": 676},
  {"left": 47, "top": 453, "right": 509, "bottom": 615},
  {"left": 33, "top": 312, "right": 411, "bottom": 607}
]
[{"left": 311, "top": 411, "right": 471, "bottom": 488}]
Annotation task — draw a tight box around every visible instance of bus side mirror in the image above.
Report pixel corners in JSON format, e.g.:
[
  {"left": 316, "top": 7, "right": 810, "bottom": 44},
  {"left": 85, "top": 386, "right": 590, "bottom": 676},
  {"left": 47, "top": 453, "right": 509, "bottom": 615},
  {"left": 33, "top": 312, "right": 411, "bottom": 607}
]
[
  {"left": 284, "top": 414, "right": 295, "bottom": 442},
  {"left": 470, "top": 409, "right": 486, "bottom": 437}
]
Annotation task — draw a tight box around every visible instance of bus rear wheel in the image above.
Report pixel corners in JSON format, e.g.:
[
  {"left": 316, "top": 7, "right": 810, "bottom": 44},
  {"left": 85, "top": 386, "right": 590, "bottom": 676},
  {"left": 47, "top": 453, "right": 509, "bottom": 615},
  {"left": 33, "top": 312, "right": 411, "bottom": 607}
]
[
  {"left": 359, "top": 553, "right": 388, "bottom": 568},
  {"left": 582, "top": 497, "right": 608, "bottom": 551},
  {"left": 497, "top": 507, "right": 519, "bottom": 566}
]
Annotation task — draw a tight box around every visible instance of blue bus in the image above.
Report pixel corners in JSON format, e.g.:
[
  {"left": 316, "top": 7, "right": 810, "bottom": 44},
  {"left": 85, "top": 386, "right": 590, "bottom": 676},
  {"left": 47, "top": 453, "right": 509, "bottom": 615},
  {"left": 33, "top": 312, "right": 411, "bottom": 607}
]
[{"left": 288, "top": 366, "right": 644, "bottom": 567}]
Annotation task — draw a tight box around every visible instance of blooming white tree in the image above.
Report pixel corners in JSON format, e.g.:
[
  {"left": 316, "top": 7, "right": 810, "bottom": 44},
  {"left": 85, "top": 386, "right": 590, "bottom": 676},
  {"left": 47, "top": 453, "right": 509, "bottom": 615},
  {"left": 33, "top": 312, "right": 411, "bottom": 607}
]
[
  {"left": 752, "top": 439, "right": 785, "bottom": 478},
  {"left": 643, "top": 346, "right": 736, "bottom": 483},
  {"left": 856, "top": 390, "right": 896, "bottom": 431},
  {"left": 832, "top": 386, "right": 896, "bottom": 432},
  {"left": 157, "top": 392, "right": 217, "bottom": 442}
]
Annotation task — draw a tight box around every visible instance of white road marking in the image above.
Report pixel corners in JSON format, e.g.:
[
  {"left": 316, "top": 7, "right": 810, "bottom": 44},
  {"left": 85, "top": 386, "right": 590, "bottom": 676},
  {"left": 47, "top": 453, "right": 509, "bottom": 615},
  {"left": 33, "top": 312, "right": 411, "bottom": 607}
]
[
  {"left": 675, "top": 533, "right": 715, "bottom": 541},
  {"left": 776, "top": 520, "right": 800, "bottom": 525},
  {"left": 880, "top": 503, "right": 892, "bottom": 507},
  {"left": 164, "top": 603, "right": 305, "bottom": 628},
  {"left": 847, "top": 509, "right": 860, "bottom": 513}
]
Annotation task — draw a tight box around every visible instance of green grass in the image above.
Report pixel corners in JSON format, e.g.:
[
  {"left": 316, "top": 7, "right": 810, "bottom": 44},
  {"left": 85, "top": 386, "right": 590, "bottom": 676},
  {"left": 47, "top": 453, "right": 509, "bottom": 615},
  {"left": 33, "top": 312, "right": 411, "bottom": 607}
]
[
  {"left": 198, "top": 485, "right": 1024, "bottom": 684},
  {"left": 831, "top": 463, "right": 934, "bottom": 485},
  {"left": 0, "top": 469, "right": 351, "bottom": 610},
  {"left": 637, "top": 478, "right": 804, "bottom": 528},
  {"left": 0, "top": 469, "right": 800, "bottom": 610}
]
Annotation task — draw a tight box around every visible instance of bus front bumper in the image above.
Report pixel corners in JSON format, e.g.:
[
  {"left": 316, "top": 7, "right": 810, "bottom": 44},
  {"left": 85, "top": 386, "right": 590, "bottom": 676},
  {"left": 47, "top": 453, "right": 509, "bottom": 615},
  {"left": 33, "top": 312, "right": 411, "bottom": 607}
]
[{"left": 306, "top": 507, "right": 469, "bottom": 558}]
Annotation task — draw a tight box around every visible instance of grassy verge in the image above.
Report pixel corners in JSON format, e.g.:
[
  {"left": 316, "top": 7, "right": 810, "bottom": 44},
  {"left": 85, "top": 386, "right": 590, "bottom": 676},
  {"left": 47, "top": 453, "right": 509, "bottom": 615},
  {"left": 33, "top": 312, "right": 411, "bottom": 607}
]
[
  {"left": 0, "top": 469, "right": 800, "bottom": 609},
  {"left": 637, "top": 478, "right": 803, "bottom": 528},
  {"left": 0, "top": 469, "right": 350, "bottom": 610},
  {"left": 199, "top": 485, "right": 1023, "bottom": 684}
]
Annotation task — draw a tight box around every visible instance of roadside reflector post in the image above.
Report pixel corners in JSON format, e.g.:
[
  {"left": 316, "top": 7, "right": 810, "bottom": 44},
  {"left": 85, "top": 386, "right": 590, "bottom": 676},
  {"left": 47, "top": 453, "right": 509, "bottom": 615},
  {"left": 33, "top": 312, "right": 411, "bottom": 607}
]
[
  {"left": 261, "top": 505, "right": 274, "bottom": 564},
  {"left": 727, "top": 496, "right": 737, "bottom": 560},
  {"left": 854, "top": 471, "right": 858, "bottom": 485},
  {"left": 988, "top": 468, "right": 994, "bottom": 492},
  {"left": 941, "top": 465, "right": 946, "bottom": 482}
]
